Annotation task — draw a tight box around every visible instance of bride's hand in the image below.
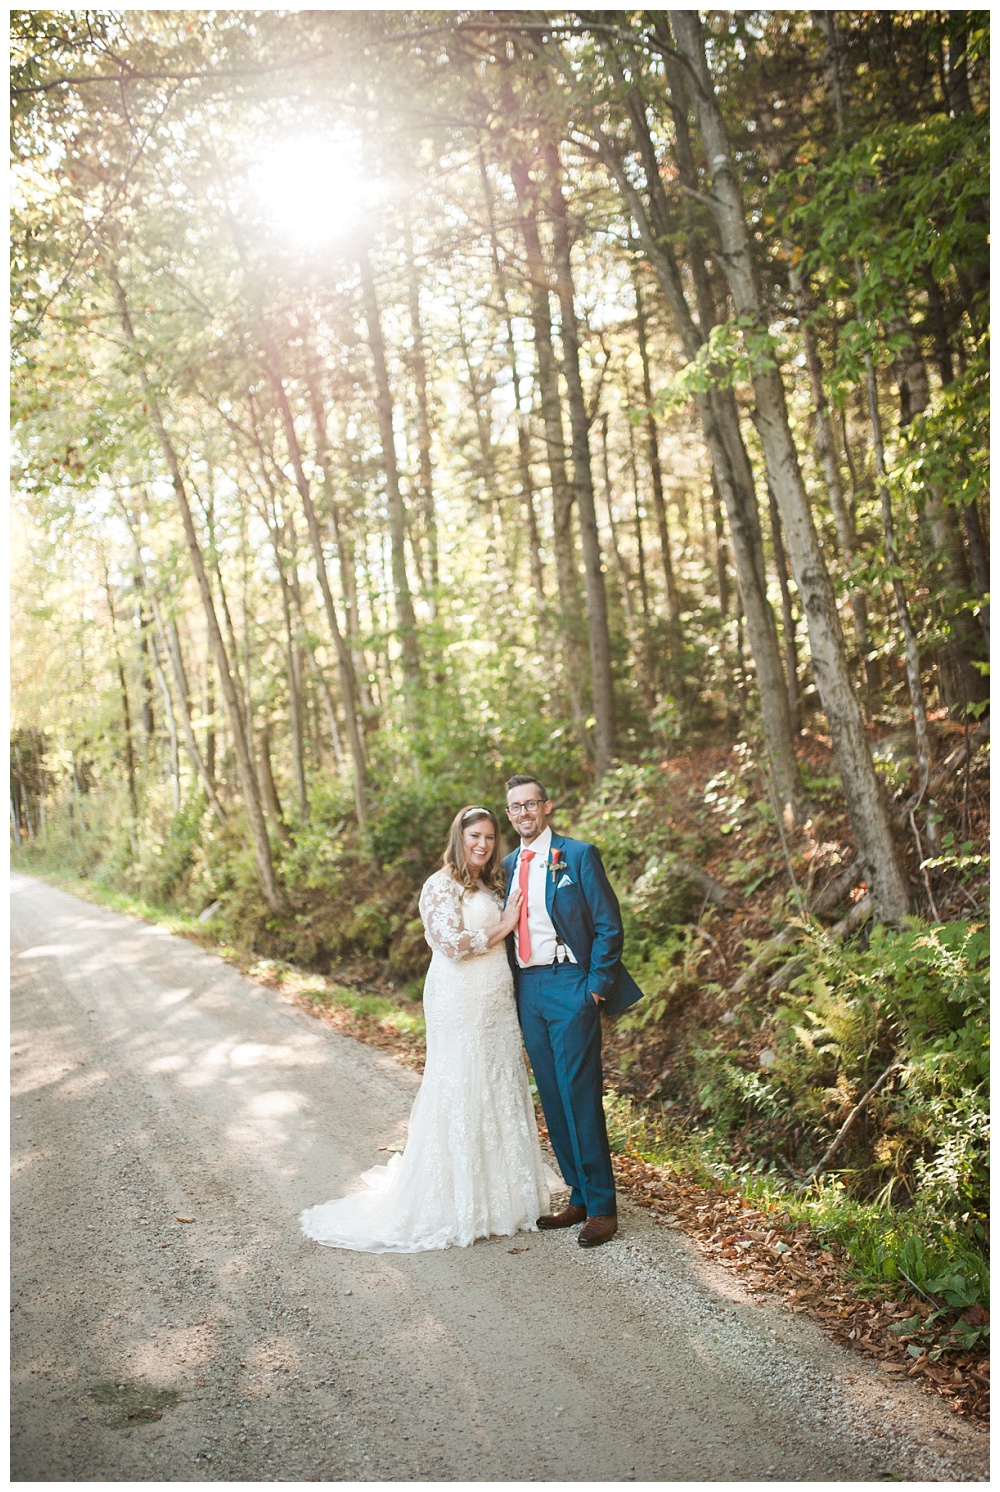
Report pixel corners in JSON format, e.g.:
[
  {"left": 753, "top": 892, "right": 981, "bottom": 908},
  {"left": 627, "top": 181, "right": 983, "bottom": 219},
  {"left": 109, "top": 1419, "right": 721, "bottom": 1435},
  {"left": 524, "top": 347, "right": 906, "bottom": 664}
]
[{"left": 498, "top": 887, "right": 522, "bottom": 937}]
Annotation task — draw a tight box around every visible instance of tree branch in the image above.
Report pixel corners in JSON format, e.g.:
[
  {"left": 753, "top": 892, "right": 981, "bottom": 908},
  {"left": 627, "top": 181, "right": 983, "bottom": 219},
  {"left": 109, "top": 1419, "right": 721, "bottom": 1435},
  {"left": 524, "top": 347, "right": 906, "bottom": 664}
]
[{"left": 799, "top": 1061, "right": 903, "bottom": 1189}]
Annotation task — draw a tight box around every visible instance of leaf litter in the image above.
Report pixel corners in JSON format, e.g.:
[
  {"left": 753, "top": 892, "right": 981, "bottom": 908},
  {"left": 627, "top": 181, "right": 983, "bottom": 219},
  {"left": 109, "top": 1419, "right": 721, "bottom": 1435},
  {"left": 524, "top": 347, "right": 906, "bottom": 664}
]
[{"left": 610, "top": 1149, "right": 988, "bottom": 1423}]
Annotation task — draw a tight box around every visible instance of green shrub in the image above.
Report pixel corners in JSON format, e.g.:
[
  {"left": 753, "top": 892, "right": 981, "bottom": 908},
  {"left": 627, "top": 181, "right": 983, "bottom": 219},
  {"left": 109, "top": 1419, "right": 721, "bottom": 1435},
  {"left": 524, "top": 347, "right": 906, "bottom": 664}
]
[
  {"left": 690, "top": 1042, "right": 795, "bottom": 1131},
  {"left": 620, "top": 923, "right": 717, "bottom": 1030},
  {"left": 777, "top": 920, "right": 988, "bottom": 1224},
  {"left": 630, "top": 856, "right": 703, "bottom": 932},
  {"left": 573, "top": 763, "right": 667, "bottom": 879}
]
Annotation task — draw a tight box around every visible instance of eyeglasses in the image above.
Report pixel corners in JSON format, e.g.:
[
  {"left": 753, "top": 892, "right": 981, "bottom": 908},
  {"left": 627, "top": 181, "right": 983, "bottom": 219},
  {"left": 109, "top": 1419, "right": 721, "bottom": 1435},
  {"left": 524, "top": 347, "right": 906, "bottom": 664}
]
[{"left": 506, "top": 800, "right": 545, "bottom": 816}]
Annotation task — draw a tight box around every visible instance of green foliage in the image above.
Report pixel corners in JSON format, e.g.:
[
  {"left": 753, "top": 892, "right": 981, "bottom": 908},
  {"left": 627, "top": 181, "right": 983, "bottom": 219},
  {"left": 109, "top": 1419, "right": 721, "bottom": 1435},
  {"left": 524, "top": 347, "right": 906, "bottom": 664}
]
[
  {"left": 298, "top": 981, "right": 426, "bottom": 1039},
  {"left": 629, "top": 857, "right": 703, "bottom": 932},
  {"left": 751, "top": 1173, "right": 990, "bottom": 1342},
  {"left": 602, "top": 1088, "right": 723, "bottom": 1185},
  {"left": 690, "top": 1043, "right": 795, "bottom": 1131},
  {"left": 780, "top": 919, "right": 988, "bottom": 1230},
  {"left": 572, "top": 763, "right": 668, "bottom": 879},
  {"left": 367, "top": 771, "right": 479, "bottom": 872},
  {"left": 661, "top": 914, "right": 990, "bottom": 1321},
  {"left": 656, "top": 317, "right": 781, "bottom": 407},
  {"left": 602, "top": 1085, "right": 647, "bottom": 1154},
  {"left": 787, "top": 110, "right": 989, "bottom": 334},
  {"left": 621, "top": 924, "right": 717, "bottom": 1031},
  {"left": 278, "top": 781, "right": 362, "bottom": 891}
]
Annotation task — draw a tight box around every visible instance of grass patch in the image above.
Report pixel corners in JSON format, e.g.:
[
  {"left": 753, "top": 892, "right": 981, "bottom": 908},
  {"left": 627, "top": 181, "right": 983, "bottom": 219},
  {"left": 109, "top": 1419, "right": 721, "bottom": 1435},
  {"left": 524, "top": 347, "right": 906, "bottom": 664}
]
[
  {"left": 89, "top": 1379, "right": 181, "bottom": 1425},
  {"left": 604, "top": 1086, "right": 729, "bottom": 1187},
  {"left": 250, "top": 957, "right": 426, "bottom": 1040}
]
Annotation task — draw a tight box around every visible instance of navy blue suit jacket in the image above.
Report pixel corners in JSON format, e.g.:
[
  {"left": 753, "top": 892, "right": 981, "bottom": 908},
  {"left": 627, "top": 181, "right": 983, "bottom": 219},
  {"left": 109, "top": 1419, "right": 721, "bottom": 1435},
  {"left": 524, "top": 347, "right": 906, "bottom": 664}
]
[{"left": 502, "top": 832, "right": 644, "bottom": 1017}]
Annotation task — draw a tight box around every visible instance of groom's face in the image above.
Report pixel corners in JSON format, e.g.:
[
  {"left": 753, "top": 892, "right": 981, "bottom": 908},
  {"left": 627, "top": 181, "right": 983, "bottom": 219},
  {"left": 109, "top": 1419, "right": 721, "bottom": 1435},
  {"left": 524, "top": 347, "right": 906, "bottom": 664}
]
[{"left": 506, "top": 784, "right": 553, "bottom": 844}]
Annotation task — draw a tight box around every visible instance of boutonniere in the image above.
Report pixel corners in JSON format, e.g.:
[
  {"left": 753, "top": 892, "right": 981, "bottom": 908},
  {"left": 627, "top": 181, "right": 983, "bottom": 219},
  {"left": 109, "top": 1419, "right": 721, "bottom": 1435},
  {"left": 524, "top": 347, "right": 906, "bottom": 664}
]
[{"left": 548, "top": 848, "right": 563, "bottom": 884}]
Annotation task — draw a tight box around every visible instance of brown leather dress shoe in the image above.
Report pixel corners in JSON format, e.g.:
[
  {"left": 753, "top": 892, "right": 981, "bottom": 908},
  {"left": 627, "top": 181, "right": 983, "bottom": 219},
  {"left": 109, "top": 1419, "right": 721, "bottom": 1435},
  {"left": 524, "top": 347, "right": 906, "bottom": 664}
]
[
  {"left": 578, "top": 1214, "right": 618, "bottom": 1248},
  {"left": 536, "top": 1203, "right": 587, "bottom": 1230}
]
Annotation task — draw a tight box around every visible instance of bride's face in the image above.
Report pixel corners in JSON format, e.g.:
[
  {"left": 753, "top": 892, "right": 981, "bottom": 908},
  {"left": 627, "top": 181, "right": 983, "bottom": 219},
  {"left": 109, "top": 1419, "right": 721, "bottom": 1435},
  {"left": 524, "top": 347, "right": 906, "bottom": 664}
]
[{"left": 463, "top": 820, "right": 495, "bottom": 878}]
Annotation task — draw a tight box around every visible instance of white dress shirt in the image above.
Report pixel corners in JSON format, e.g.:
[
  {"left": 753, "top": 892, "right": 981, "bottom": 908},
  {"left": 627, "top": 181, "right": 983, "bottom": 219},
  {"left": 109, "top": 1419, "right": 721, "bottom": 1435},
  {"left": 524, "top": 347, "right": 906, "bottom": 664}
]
[{"left": 513, "top": 827, "right": 578, "bottom": 969}]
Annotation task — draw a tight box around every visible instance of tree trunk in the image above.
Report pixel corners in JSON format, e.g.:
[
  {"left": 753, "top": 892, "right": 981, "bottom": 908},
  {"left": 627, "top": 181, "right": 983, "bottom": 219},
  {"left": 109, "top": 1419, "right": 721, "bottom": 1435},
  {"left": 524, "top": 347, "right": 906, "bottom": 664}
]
[
  {"left": 704, "top": 386, "right": 806, "bottom": 823},
  {"left": 509, "top": 150, "right": 589, "bottom": 746},
  {"left": 282, "top": 550, "right": 346, "bottom": 770},
  {"left": 632, "top": 261, "right": 681, "bottom": 625},
  {"left": 150, "top": 629, "right": 181, "bottom": 815},
  {"left": 455, "top": 300, "right": 502, "bottom": 513},
  {"left": 922, "top": 485, "right": 988, "bottom": 711},
  {"left": 165, "top": 616, "right": 228, "bottom": 825},
  {"left": 887, "top": 313, "right": 930, "bottom": 429},
  {"left": 122, "top": 502, "right": 228, "bottom": 827},
  {"left": 302, "top": 638, "right": 346, "bottom": 768},
  {"left": 600, "top": 415, "right": 655, "bottom": 710},
  {"left": 112, "top": 273, "right": 288, "bottom": 916},
  {"left": 116, "top": 656, "right": 140, "bottom": 824},
  {"left": 766, "top": 480, "right": 802, "bottom": 735},
  {"left": 581, "top": 70, "right": 805, "bottom": 823},
  {"left": 204, "top": 662, "right": 216, "bottom": 787},
  {"left": 479, "top": 146, "right": 546, "bottom": 609},
  {"left": 599, "top": 417, "right": 637, "bottom": 628},
  {"left": 403, "top": 222, "right": 440, "bottom": 608},
  {"left": 326, "top": 503, "right": 375, "bottom": 721},
  {"left": 137, "top": 597, "right": 155, "bottom": 742},
  {"left": 101, "top": 565, "right": 139, "bottom": 825},
  {"left": 291, "top": 358, "right": 375, "bottom": 724},
  {"left": 670, "top": 10, "right": 911, "bottom": 919},
  {"left": 864, "top": 351, "right": 932, "bottom": 801},
  {"left": 545, "top": 139, "right": 616, "bottom": 777},
  {"left": 358, "top": 244, "right": 421, "bottom": 697},
  {"left": 208, "top": 547, "right": 248, "bottom": 734},
  {"left": 197, "top": 471, "right": 251, "bottom": 738},
  {"left": 710, "top": 474, "right": 730, "bottom": 616},
  {"left": 256, "top": 487, "right": 309, "bottom": 818},
  {"left": 962, "top": 498, "right": 990, "bottom": 640},
  {"left": 258, "top": 342, "right": 369, "bottom": 828},
  {"left": 786, "top": 258, "right": 875, "bottom": 685},
  {"left": 624, "top": 403, "right": 651, "bottom": 621},
  {"left": 256, "top": 724, "right": 290, "bottom": 843}
]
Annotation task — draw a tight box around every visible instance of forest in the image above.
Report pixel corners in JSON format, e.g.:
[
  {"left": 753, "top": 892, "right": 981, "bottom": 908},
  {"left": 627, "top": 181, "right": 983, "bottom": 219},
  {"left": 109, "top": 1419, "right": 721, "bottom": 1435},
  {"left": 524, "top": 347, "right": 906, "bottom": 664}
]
[{"left": 10, "top": 10, "right": 989, "bottom": 1399}]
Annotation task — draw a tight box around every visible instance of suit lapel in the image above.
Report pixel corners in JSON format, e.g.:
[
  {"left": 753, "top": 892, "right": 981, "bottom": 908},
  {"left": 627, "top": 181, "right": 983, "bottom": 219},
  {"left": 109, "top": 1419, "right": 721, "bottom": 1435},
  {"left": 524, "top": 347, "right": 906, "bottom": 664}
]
[
  {"left": 544, "top": 832, "right": 566, "bottom": 920},
  {"left": 502, "top": 852, "right": 515, "bottom": 906}
]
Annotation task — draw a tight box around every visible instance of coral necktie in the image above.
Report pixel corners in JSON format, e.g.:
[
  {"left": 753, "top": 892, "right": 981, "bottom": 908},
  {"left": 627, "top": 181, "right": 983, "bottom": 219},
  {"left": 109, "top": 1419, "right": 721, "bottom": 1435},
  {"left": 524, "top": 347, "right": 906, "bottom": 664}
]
[{"left": 517, "top": 850, "right": 535, "bottom": 963}]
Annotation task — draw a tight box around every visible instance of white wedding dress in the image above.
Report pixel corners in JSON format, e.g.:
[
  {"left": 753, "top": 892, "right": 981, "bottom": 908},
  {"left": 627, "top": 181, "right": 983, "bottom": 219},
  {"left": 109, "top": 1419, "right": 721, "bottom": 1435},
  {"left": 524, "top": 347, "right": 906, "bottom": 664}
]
[{"left": 300, "top": 870, "right": 555, "bottom": 1253}]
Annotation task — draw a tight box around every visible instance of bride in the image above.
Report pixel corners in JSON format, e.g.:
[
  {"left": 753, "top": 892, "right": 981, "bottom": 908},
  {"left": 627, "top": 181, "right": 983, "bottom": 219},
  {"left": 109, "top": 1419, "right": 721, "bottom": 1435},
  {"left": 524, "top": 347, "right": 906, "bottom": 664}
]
[{"left": 300, "top": 805, "right": 555, "bottom": 1253}]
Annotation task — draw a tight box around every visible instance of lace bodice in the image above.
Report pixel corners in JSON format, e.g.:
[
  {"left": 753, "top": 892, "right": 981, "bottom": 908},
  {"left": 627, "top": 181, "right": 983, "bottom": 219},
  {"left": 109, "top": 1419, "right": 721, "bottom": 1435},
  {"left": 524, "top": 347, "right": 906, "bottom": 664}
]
[{"left": 418, "top": 870, "right": 502, "bottom": 960}]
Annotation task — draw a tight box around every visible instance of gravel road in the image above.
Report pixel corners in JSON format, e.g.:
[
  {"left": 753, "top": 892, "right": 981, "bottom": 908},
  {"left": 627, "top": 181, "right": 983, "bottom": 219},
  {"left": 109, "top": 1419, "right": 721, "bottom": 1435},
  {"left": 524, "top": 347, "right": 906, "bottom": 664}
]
[{"left": 11, "top": 871, "right": 988, "bottom": 1482}]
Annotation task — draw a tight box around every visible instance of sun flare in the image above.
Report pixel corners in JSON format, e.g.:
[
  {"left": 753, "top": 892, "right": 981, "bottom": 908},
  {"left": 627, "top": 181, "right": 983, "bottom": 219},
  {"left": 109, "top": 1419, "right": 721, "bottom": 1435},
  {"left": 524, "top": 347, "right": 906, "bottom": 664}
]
[{"left": 252, "top": 132, "right": 374, "bottom": 247}]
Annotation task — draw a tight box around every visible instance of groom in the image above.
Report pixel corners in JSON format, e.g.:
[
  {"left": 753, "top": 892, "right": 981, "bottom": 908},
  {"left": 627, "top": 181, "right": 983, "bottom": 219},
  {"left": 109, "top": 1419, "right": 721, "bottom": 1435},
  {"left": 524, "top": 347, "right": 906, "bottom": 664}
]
[{"left": 502, "top": 774, "right": 643, "bottom": 1248}]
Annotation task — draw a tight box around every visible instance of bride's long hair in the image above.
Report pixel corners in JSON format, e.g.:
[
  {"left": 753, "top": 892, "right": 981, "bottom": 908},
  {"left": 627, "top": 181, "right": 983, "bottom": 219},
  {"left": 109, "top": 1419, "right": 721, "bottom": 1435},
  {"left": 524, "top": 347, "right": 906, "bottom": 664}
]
[{"left": 443, "top": 806, "right": 506, "bottom": 897}]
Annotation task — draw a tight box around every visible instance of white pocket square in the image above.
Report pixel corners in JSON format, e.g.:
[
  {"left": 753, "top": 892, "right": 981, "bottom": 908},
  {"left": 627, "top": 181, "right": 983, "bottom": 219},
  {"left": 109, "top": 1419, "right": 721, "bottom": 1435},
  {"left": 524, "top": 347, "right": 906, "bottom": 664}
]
[{"left": 557, "top": 874, "right": 574, "bottom": 888}]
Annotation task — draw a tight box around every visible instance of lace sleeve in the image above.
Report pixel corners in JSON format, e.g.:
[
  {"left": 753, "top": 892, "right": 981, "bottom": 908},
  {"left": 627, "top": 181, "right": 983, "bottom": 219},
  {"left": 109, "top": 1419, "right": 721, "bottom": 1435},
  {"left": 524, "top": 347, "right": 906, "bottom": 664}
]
[{"left": 419, "top": 873, "right": 490, "bottom": 960}]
